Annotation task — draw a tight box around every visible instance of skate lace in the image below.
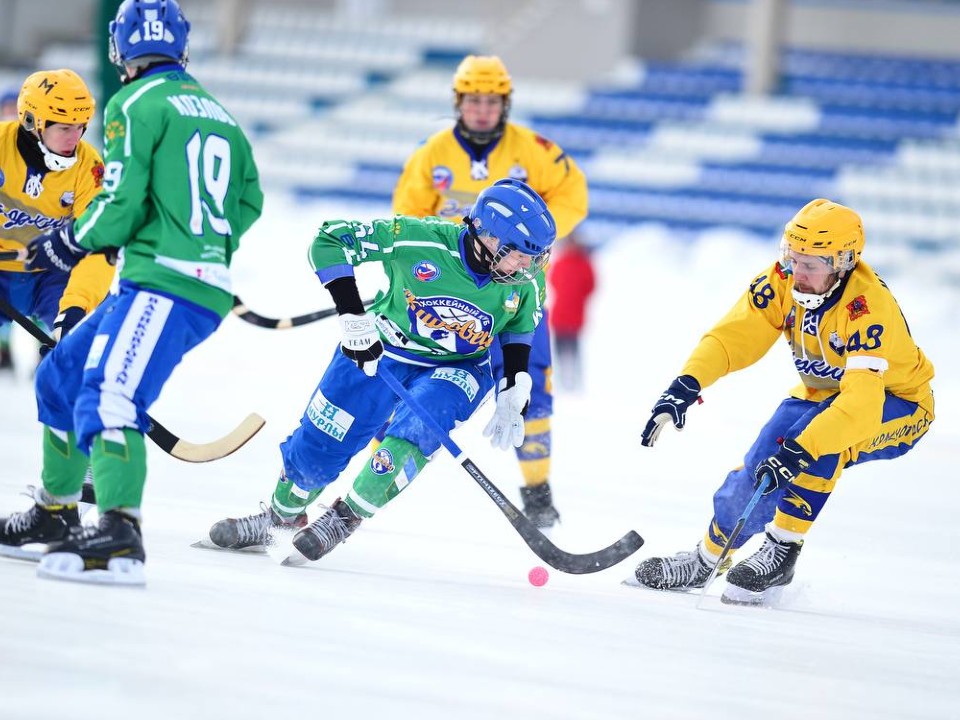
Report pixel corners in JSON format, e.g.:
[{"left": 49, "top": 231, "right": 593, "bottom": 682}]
[
  {"left": 741, "top": 538, "right": 789, "bottom": 575},
  {"left": 303, "top": 506, "right": 351, "bottom": 550},
  {"left": 234, "top": 504, "right": 273, "bottom": 545},
  {"left": 5, "top": 485, "right": 44, "bottom": 534},
  {"left": 660, "top": 550, "right": 704, "bottom": 586}
]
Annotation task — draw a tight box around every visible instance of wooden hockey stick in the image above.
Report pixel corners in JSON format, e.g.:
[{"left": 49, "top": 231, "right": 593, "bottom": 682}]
[
  {"left": 231, "top": 294, "right": 375, "bottom": 329},
  {"left": 378, "top": 367, "right": 644, "bottom": 574},
  {"left": 0, "top": 294, "right": 264, "bottom": 463}
]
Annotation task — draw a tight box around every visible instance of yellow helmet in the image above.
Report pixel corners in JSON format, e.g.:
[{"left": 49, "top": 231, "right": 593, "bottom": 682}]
[
  {"left": 782, "top": 198, "right": 864, "bottom": 272},
  {"left": 18, "top": 69, "right": 95, "bottom": 134},
  {"left": 453, "top": 55, "right": 512, "bottom": 96}
]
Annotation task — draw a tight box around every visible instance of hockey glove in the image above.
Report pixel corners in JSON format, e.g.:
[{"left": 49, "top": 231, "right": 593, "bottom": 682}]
[
  {"left": 338, "top": 312, "right": 383, "bottom": 377},
  {"left": 483, "top": 371, "right": 532, "bottom": 451},
  {"left": 754, "top": 438, "right": 815, "bottom": 496},
  {"left": 640, "top": 375, "right": 702, "bottom": 447},
  {"left": 52, "top": 306, "right": 86, "bottom": 342},
  {"left": 25, "top": 223, "right": 89, "bottom": 273}
]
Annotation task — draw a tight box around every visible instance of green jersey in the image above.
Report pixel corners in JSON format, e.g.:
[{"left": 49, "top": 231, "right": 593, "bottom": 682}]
[
  {"left": 310, "top": 215, "right": 544, "bottom": 364},
  {"left": 74, "top": 66, "right": 263, "bottom": 317}
]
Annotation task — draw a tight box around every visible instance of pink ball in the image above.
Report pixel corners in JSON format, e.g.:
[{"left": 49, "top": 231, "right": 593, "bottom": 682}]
[{"left": 528, "top": 566, "right": 549, "bottom": 587}]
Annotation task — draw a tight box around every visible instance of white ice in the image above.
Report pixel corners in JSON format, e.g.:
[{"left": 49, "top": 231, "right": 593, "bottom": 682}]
[{"left": 1, "top": 194, "right": 958, "bottom": 720}]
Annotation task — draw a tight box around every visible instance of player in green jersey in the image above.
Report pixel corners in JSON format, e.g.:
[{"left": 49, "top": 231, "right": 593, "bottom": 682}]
[
  {"left": 202, "top": 178, "right": 556, "bottom": 565},
  {"left": 8, "top": 0, "right": 263, "bottom": 585}
]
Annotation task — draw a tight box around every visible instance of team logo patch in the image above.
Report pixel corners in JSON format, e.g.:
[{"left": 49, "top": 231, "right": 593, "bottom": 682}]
[
  {"left": 828, "top": 331, "right": 846, "bottom": 357},
  {"left": 404, "top": 289, "right": 495, "bottom": 352},
  {"left": 508, "top": 164, "right": 528, "bottom": 182},
  {"left": 306, "top": 389, "right": 355, "bottom": 441},
  {"left": 432, "top": 166, "right": 453, "bottom": 191},
  {"left": 431, "top": 367, "right": 479, "bottom": 402},
  {"left": 105, "top": 120, "right": 125, "bottom": 141},
  {"left": 847, "top": 295, "right": 869, "bottom": 320},
  {"left": 413, "top": 260, "right": 441, "bottom": 282},
  {"left": 503, "top": 290, "right": 520, "bottom": 313},
  {"left": 370, "top": 448, "right": 395, "bottom": 475},
  {"left": 784, "top": 307, "right": 796, "bottom": 331},
  {"left": 91, "top": 162, "right": 104, "bottom": 188},
  {"left": 60, "top": 191, "right": 74, "bottom": 208}
]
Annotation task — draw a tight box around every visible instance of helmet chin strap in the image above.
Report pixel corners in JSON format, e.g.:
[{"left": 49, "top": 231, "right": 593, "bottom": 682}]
[
  {"left": 37, "top": 137, "right": 78, "bottom": 171},
  {"left": 792, "top": 275, "right": 843, "bottom": 310}
]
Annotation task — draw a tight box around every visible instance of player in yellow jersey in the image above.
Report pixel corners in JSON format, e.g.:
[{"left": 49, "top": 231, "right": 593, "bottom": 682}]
[
  {"left": 0, "top": 85, "right": 19, "bottom": 370},
  {"left": 632, "top": 199, "right": 935, "bottom": 605},
  {"left": 392, "top": 55, "right": 589, "bottom": 528},
  {"left": 0, "top": 69, "right": 110, "bottom": 349}
]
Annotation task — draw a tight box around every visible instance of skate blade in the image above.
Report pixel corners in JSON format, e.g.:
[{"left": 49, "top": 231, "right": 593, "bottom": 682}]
[
  {"left": 267, "top": 525, "right": 310, "bottom": 566},
  {"left": 0, "top": 543, "right": 46, "bottom": 562},
  {"left": 190, "top": 537, "right": 267, "bottom": 554},
  {"left": 37, "top": 553, "right": 145, "bottom": 586},
  {"left": 720, "top": 584, "right": 784, "bottom": 607}
]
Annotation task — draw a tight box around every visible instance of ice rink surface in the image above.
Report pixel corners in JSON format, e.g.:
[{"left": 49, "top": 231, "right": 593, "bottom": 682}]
[{"left": 1, "top": 194, "right": 957, "bottom": 720}]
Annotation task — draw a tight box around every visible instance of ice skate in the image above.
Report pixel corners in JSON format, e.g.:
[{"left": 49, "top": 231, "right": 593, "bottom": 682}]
[
  {"left": 630, "top": 543, "right": 730, "bottom": 591},
  {"left": 284, "top": 498, "right": 361, "bottom": 565},
  {"left": 0, "top": 486, "right": 80, "bottom": 561},
  {"left": 721, "top": 532, "right": 802, "bottom": 606},
  {"left": 195, "top": 503, "right": 307, "bottom": 553},
  {"left": 37, "top": 510, "right": 146, "bottom": 586},
  {"left": 520, "top": 483, "right": 560, "bottom": 530}
]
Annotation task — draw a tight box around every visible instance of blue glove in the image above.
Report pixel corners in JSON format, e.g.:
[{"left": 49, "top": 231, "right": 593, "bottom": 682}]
[
  {"left": 754, "top": 438, "right": 815, "bottom": 496},
  {"left": 640, "top": 375, "right": 702, "bottom": 447},
  {"left": 52, "top": 306, "right": 86, "bottom": 342},
  {"left": 25, "top": 223, "right": 89, "bottom": 273}
]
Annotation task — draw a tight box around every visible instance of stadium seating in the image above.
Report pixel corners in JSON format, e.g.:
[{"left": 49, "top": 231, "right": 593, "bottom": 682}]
[{"left": 33, "top": 8, "right": 960, "bottom": 269}]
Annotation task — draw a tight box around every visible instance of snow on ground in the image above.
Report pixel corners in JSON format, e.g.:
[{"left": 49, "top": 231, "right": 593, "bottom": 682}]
[{"left": 1, "top": 194, "right": 957, "bottom": 720}]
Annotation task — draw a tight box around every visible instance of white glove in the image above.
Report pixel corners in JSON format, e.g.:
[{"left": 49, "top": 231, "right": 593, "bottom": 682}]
[
  {"left": 483, "top": 372, "right": 532, "bottom": 450},
  {"left": 338, "top": 312, "right": 383, "bottom": 377}
]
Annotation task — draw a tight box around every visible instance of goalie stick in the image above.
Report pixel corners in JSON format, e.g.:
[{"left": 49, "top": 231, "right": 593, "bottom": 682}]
[
  {"left": 0, "top": 294, "right": 264, "bottom": 463},
  {"left": 378, "top": 367, "right": 644, "bottom": 574},
  {"left": 232, "top": 294, "right": 375, "bottom": 329}
]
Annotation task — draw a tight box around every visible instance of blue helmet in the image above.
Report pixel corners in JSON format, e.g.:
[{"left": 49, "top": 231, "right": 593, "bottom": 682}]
[
  {"left": 109, "top": 0, "right": 191, "bottom": 69},
  {"left": 468, "top": 178, "right": 556, "bottom": 284}
]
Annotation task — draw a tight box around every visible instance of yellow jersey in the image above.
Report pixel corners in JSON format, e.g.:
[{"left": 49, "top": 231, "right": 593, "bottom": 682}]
[
  {"left": 0, "top": 120, "right": 111, "bottom": 314},
  {"left": 393, "top": 122, "right": 588, "bottom": 239},
  {"left": 681, "top": 259, "right": 935, "bottom": 459}
]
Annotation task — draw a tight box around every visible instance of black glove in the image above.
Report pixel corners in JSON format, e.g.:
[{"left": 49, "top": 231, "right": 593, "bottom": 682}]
[
  {"left": 53, "top": 306, "right": 86, "bottom": 342},
  {"left": 25, "top": 223, "right": 89, "bottom": 273},
  {"left": 754, "top": 438, "right": 815, "bottom": 495},
  {"left": 640, "top": 375, "right": 701, "bottom": 447}
]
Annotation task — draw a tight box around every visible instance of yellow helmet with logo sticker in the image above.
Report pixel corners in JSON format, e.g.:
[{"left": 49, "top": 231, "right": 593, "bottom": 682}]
[
  {"left": 453, "top": 55, "right": 512, "bottom": 96},
  {"left": 18, "top": 68, "right": 95, "bottom": 134},
  {"left": 782, "top": 198, "right": 864, "bottom": 272}
]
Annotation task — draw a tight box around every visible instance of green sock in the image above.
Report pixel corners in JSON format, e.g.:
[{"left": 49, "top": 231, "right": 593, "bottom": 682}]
[
  {"left": 346, "top": 436, "right": 427, "bottom": 518},
  {"left": 271, "top": 473, "right": 321, "bottom": 519},
  {"left": 91, "top": 428, "right": 147, "bottom": 512},
  {"left": 41, "top": 426, "right": 88, "bottom": 499}
]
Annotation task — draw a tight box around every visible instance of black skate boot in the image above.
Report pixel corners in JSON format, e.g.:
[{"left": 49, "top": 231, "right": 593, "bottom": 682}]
[
  {"left": 201, "top": 503, "right": 307, "bottom": 552},
  {"left": 520, "top": 483, "right": 560, "bottom": 529},
  {"left": 37, "top": 510, "right": 146, "bottom": 585},
  {"left": 288, "top": 498, "right": 361, "bottom": 564},
  {"left": 633, "top": 543, "right": 730, "bottom": 591},
  {"left": 0, "top": 486, "right": 80, "bottom": 561},
  {"left": 721, "top": 532, "right": 803, "bottom": 606}
]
